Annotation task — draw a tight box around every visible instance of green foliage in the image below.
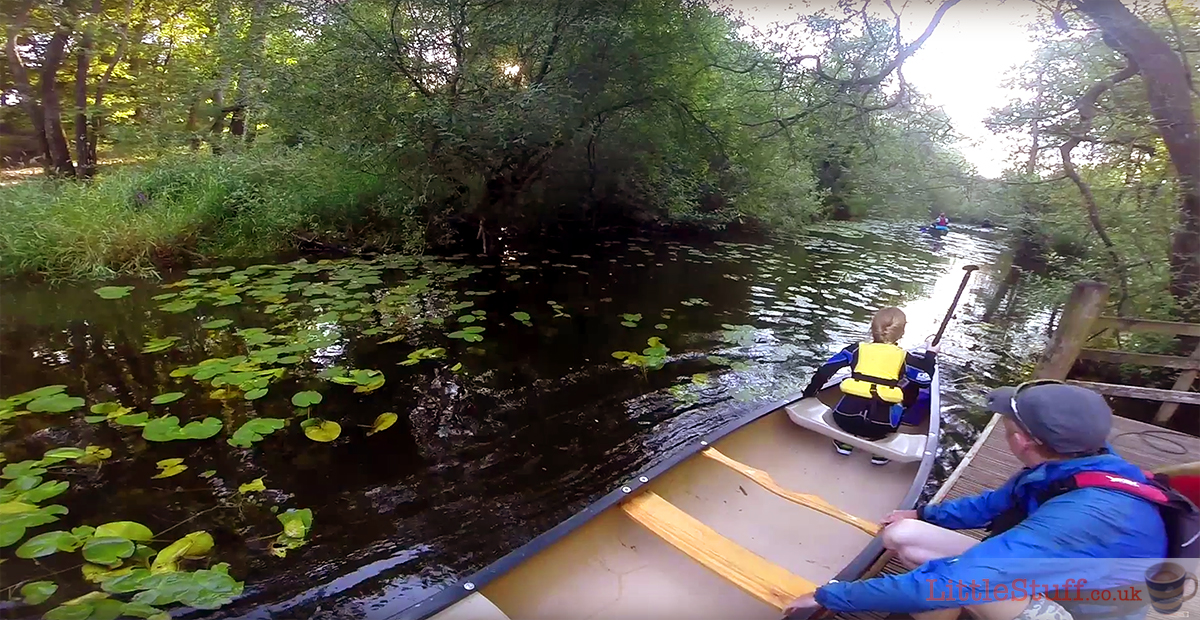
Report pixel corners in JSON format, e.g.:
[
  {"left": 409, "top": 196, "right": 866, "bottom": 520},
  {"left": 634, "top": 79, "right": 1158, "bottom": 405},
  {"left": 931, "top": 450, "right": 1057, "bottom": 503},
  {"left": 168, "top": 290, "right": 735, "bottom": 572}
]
[
  {"left": 0, "top": 151, "right": 417, "bottom": 279},
  {"left": 227, "top": 418, "right": 287, "bottom": 448},
  {"left": 612, "top": 337, "right": 671, "bottom": 374}
]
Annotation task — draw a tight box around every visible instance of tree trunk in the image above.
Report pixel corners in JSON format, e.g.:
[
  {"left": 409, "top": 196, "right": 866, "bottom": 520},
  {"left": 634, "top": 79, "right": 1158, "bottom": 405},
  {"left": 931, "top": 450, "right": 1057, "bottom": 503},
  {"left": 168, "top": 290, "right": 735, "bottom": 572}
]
[
  {"left": 5, "top": 0, "right": 52, "bottom": 171},
  {"left": 42, "top": 26, "right": 76, "bottom": 177},
  {"left": 230, "top": 0, "right": 273, "bottom": 142},
  {"left": 74, "top": 0, "right": 100, "bottom": 178},
  {"left": 208, "top": 0, "right": 232, "bottom": 154},
  {"left": 185, "top": 100, "right": 201, "bottom": 151},
  {"left": 1073, "top": 0, "right": 1200, "bottom": 317},
  {"left": 90, "top": 0, "right": 135, "bottom": 168}
]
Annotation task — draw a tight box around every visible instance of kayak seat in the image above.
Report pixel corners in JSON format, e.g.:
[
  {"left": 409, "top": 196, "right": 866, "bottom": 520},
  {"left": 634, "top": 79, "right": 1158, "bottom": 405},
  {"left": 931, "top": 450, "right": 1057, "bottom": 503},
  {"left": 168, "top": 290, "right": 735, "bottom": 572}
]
[
  {"left": 784, "top": 399, "right": 926, "bottom": 463},
  {"left": 621, "top": 490, "right": 816, "bottom": 611}
]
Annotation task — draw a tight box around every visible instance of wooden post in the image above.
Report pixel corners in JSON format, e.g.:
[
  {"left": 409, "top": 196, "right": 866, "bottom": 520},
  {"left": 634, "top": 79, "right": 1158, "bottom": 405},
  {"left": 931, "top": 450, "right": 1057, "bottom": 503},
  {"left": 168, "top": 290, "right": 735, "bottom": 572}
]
[
  {"left": 1153, "top": 341, "right": 1200, "bottom": 424},
  {"left": 1034, "top": 281, "right": 1110, "bottom": 380}
]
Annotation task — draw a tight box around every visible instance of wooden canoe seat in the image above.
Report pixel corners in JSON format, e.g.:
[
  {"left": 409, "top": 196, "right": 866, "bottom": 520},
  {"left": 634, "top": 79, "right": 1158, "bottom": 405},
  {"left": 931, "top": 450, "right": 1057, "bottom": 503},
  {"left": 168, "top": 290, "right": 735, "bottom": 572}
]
[
  {"left": 700, "top": 447, "right": 880, "bottom": 536},
  {"left": 785, "top": 398, "right": 926, "bottom": 463},
  {"left": 620, "top": 491, "right": 816, "bottom": 610}
]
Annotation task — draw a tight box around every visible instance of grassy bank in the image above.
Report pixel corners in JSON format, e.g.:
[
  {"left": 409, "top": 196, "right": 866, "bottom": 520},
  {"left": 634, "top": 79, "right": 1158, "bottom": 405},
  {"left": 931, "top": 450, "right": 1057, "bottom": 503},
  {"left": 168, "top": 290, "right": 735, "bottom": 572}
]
[{"left": 0, "top": 150, "right": 422, "bottom": 280}]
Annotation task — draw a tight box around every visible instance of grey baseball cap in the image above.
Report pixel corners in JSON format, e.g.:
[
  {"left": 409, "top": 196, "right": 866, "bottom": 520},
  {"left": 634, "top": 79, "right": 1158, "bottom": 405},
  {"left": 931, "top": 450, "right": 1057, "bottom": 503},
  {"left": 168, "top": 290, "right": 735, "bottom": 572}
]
[{"left": 986, "top": 382, "right": 1113, "bottom": 455}]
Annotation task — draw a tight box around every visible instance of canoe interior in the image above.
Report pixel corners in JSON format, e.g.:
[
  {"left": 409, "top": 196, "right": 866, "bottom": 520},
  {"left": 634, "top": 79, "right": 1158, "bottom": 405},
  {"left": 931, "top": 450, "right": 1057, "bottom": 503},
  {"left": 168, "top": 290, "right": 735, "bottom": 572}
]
[{"left": 477, "top": 407, "right": 925, "bottom": 620}]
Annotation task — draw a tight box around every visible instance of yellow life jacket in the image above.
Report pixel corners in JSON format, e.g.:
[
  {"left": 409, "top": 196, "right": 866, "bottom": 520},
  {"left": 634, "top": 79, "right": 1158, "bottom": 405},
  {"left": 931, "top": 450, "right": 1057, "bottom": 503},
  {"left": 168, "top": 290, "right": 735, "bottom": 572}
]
[{"left": 840, "top": 342, "right": 906, "bottom": 404}]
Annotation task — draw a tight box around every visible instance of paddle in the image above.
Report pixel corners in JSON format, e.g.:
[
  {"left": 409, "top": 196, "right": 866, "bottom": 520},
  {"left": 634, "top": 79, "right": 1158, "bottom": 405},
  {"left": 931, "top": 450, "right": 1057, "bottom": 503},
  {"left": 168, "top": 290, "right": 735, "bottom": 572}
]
[{"left": 930, "top": 264, "right": 979, "bottom": 347}]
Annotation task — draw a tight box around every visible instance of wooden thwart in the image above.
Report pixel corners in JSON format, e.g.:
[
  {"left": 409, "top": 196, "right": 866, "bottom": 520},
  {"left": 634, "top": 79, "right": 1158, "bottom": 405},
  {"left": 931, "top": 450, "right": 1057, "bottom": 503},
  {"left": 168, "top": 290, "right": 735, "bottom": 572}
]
[
  {"left": 1066, "top": 380, "right": 1200, "bottom": 406},
  {"left": 620, "top": 491, "right": 816, "bottom": 610},
  {"left": 700, "top": 447, "right": 881, "bottom": 536}
]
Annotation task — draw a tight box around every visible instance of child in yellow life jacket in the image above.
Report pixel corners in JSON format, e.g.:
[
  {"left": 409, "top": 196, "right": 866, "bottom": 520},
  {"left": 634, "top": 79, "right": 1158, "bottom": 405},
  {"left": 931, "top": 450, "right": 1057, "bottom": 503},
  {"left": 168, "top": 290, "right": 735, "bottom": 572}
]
[{"left": 799, "top": 307, "right": 938, "bottom": 465}]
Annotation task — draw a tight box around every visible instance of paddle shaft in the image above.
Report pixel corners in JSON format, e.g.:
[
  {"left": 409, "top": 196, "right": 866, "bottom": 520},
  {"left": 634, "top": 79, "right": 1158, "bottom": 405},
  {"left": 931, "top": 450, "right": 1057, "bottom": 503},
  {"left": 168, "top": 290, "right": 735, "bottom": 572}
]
[{"left": 930, "top": 265, "right": 979, "bottom": 347}]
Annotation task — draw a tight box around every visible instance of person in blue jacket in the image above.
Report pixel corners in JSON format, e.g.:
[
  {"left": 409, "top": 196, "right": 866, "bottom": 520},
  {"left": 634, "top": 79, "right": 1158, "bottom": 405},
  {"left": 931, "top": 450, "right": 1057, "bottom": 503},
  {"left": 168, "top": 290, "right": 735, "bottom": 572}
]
[{"left": 786, "top": 381, "right": 1168, "bottom": 620}]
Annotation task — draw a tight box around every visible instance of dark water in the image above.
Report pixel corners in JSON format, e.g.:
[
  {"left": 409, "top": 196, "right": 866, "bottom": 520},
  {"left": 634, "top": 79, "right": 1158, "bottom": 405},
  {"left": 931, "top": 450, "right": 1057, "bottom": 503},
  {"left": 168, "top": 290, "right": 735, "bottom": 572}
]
[{"left": 0, "top": 222, "right": 1043, "bottom": 619}]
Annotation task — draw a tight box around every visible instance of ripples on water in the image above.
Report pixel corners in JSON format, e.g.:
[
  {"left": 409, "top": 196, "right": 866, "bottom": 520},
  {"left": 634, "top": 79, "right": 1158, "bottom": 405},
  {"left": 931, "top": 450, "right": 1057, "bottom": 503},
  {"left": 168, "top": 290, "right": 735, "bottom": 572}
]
[{"left": 0, "top": 222, "right": 1046, "bottom": 619}]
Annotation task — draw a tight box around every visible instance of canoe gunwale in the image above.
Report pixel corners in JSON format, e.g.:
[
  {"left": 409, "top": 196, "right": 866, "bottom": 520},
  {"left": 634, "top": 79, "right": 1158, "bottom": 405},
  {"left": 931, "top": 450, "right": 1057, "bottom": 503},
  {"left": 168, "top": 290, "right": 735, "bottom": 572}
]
[{"left": 394, "top": 368, "right": 941, "bottom": 620}]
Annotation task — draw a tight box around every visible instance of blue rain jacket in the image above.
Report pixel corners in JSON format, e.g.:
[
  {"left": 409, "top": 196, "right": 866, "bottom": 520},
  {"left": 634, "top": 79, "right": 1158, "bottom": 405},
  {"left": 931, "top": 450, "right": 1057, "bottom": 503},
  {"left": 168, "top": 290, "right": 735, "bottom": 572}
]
[{"left": 815, "top": 452, "right": 1168, "bottom": 615}]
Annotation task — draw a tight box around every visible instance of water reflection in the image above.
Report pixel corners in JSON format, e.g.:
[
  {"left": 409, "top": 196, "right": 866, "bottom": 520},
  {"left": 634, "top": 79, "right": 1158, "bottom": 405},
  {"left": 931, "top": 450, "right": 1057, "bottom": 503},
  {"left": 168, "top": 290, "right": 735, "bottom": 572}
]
[{"left": 0, "top": 222, "right": 1042, "bottom": 620}]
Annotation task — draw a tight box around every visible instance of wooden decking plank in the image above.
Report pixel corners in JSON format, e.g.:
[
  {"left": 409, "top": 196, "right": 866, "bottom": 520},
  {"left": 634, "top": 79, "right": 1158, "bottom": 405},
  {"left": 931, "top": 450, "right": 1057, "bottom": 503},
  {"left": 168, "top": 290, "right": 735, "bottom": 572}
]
[
  {"left": 832, "top": 414, "right": 1200, "bottom": 620},
  {"left": 620, "top": 490, "right": 816, "bottom": 610}
]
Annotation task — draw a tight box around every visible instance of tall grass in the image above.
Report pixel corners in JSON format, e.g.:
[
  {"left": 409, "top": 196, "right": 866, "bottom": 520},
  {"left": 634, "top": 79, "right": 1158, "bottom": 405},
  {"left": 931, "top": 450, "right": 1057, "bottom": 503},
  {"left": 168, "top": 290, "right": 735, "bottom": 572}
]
[{"left": 0, "top": 149, "right": 419, "bottom": 280}]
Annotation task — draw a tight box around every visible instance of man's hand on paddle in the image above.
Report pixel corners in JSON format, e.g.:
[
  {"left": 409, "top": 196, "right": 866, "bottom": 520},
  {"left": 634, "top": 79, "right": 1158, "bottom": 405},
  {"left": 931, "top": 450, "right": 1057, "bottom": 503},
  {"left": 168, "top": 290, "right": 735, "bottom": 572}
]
[
  {"left": 783, "top": 593, "right": 818, "bottom": 618},
  {"left": 880, "top": 509, "right": 918, "bottom": 527}
]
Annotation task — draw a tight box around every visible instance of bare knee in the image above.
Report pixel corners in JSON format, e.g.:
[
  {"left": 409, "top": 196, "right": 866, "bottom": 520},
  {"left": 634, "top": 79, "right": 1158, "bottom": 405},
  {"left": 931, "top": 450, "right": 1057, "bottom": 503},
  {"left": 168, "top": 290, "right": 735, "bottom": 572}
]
[{"left": 882, "top": 518, "right": 923, "bottom": 551}]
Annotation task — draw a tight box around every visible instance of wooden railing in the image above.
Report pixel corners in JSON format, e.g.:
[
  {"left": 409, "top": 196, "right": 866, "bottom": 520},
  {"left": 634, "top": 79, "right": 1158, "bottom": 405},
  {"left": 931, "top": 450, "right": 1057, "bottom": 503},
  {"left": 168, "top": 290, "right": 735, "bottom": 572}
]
[{"left": 1034, "top": 281, "right": 1200, "bottom": 423}]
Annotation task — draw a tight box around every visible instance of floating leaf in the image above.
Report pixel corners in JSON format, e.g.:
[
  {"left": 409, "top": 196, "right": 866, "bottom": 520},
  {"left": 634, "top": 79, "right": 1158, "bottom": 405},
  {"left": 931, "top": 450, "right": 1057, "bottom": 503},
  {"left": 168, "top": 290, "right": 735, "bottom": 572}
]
[
  {"left": 691, "top": 373, "right": 709, "bottom": 385},
  {"left": 201, "top": 319, "right": 233, "bottom": 329},
  {"left": 159, "top": 299, "right": 197, "bottom": 313},
  {"left": 150, "top": 531, "right": 214, "bottom": 573},
  {"left": 367, "top": 413, "right": 397, "bottom": 436},
  {"left": 20, "top": 480, "right": 69, "bottom": 503},
  {"left": 78, "top": 445, "right": 112, "bottom": 465},
  {"left": 95, "top": 521, "right": 153, "bottom": 542},
  {"left": 655, "top": 323, "right": 668, "bottom": 330},
  {"left": 238, "top": 477, "right": 266, "bottom": 494},
  {"left": 150, "top": 392, "right": 185, "bottom": 405},
  {"left": 44, "top": 603, "right": 94, "bottom": 620},
  {"left": 301, "top": 419, "right": 341, "bottom": 442},
  {"left": 243, "top": 388, "right": 268, "bottom": 400},
  {"left": 199, "top": 470, "right": 216, "bottom": 478},
  {"left": 291, "top": 391, "right": 323, "bottom": 407},
  {"left": 27, "top": 393, "right": 85, "bottom": 413},
  {"left": 113, "top": 412, "right": 150, "bottom": 427},
  {"left": 83, "top": 536, "right": 136, "bottom": 566},
  {"left": 151, "top": 459, "right": 187, "bottom": 479},
  {"left": 20, "top": 580, "right": 58, "bottom": 605},
  {"left": 43, "top": 447, "right": 86, "bottom": 461},
  {"left": 142, "top": 416, "right": 222, "bottom": 442},
  {"left": 94, "top": 286, "right": 134, "bottom": 300},
  {"left": 140, "top": 337, "right": 180, "bottom": 354},
  {"left": 16, "top": 530, "right": 78, "bottom": 558}
]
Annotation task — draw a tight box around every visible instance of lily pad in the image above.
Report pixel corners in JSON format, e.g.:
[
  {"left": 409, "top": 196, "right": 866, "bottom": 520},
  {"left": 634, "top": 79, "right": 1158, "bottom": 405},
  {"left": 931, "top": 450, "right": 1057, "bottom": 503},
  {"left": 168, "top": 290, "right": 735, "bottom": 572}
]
[
  {"left": 141, "top": 337, "right": 180, "bottom": 354},
  {"left": 238, "top": 477, "right": 266, "bottom": 494},
  {"left": 152, "top": 458, "right": 187, "bottom": 478},
  {"left": 83, "top": 536, "right": 135, "bottom": 566},
  {"left": 291, "top": 391, "right": 323, "bottom": 407},
  {"left": 78, "top": 445, "right": 112, "bottom": 465},
  {"left": 16, "top": 530, "right": 79, "bottom": 558},
  {"left": 43, "top": 447, "right": 86, "bottom": 461},
  {"left": 27, "top": 393, "right": 85, "bottom": 413},
  {"left": 201, "top": 319, "right": 233, "bottom": 330},
  {"left": 94, "top": 286, "right": 134, "bottom": 299},
  {"left": 150, "top": 392, "right": 185, "bottom": 405},
  {"left": 228, "top": 418, "right": 287, "bottom": 448},
  {"left": 367, "top": 412, "right": 397, "bottom": 436},
  {"left": 159, "top": 299, "right": 198, "bottom": 313},
  {"left": 142, "top": 416, "right": 222, "bottom": 442},
  {"left": 95, "top": 521, "right": 153, "bottom": 541},
  {"left": 20, "top": 580, "right": 58, "bottom": 605},
  {"left": 149, "top": 531, "right": 214, "bottom": 573},
  {"left": 244, "top": 388, "right": 269, "bottom": 400},
  {"left": 301, "top": 419, "right": 341, "bottom": 442}
]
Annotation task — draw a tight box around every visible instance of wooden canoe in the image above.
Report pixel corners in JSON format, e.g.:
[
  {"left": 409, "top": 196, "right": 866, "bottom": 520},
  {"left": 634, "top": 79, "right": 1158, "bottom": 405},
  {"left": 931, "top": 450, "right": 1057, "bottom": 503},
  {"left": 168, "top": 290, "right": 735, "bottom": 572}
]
[{"left": 394, "top": 368, "right": 941, "bottom": 620}]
